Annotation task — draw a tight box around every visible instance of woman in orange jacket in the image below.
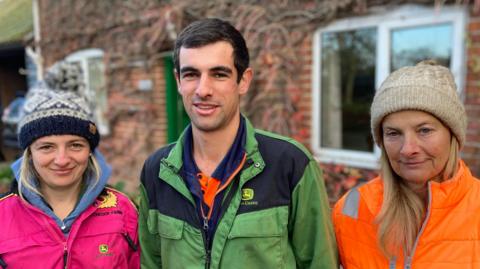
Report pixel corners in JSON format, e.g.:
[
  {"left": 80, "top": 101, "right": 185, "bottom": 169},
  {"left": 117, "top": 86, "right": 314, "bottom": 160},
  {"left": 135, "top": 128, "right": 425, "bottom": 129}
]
[{"left": 333, "top": 60, "right": 480, "bottom": 268}]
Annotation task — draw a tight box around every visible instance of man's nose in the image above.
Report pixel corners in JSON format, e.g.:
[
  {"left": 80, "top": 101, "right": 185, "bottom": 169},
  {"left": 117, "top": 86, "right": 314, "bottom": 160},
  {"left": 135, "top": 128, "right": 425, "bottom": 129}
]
[{"left": 195, "top": 75, "right": 213, "bottom": 98}]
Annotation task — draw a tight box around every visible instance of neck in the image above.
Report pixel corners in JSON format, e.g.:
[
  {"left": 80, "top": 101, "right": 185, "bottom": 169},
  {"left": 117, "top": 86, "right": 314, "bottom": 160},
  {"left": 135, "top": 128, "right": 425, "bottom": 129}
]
[
  {"left": 40, "top": 181, "right": 83, "bottom": 221},
  {"left": 405, "top": 181, "right": 428, "bottom": 204},
  {"left": 192, "top": 115, "right": 240, "bottom": 176}
]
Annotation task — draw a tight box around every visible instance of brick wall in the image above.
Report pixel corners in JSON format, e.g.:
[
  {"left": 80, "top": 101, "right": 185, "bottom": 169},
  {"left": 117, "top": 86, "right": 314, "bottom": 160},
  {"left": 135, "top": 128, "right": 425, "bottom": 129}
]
[
  {"left": 464, "top": 10, "right": 480, "bottom": 177},
  {"left": 99, "top": 63, "right": 167, "bottom": 194}
]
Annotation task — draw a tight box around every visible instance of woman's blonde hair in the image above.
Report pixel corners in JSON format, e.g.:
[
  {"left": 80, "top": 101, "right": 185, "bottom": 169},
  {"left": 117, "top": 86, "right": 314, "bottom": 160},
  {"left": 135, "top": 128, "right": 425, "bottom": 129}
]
[
  {"left": 17, "top": 149, "right": 101, "bottom": 200},
  {"left": 376, "top": 135, "right": 459, "bottom": 258}
]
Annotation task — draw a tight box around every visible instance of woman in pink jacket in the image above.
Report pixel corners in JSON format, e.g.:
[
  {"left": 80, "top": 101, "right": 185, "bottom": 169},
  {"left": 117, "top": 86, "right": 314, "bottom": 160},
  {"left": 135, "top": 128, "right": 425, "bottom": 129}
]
[{"left": 0, "top": 62, "right": 139, "bottom": 268}]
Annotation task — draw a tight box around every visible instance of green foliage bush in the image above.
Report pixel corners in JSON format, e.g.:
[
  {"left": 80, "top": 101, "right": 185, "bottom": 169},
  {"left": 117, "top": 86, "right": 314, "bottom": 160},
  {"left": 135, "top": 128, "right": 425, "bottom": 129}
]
[{"left": 0, "top": 163, "right": 13, "bottom": 194}]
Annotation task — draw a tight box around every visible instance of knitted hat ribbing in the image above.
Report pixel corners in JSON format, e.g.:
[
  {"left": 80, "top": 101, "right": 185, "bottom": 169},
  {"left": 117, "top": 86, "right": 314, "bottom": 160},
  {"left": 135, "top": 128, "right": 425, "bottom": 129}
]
[
  {"left": 18, "top": 61, "right": 100, "bottom": 150},
  {"left": 370, "top": 60, "right": 467, "bottom": 148}
]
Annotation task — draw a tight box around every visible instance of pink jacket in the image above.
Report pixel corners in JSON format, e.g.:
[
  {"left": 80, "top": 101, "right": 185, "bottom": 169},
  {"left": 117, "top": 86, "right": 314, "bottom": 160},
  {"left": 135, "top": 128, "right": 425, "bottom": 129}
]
[{"left": 0, "top": 187, "right": 139, "bottom": 269}]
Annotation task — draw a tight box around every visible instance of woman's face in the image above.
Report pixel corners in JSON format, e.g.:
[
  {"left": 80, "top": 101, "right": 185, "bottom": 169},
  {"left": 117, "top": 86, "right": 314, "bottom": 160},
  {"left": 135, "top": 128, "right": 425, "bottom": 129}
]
[
  {"left": 30, "top": 135, "right": 90, "bottom": 192},
  {"left": 382, "top": 110, "right": 452, "bottom": 185}
]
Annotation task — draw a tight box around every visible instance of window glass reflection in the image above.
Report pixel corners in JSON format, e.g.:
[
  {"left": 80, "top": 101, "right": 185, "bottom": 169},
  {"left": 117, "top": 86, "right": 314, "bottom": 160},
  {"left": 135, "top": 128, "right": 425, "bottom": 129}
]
[
  {"left": 391, "top": 23, "right": 452, "bottom": 71},
  {"left": 321, "top": 28, "right": 376, "bottom": 151}
]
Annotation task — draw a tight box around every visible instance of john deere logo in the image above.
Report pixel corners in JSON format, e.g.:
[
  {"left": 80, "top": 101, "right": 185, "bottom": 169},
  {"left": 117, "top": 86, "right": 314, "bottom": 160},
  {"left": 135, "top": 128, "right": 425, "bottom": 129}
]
[
  {"left": 241, "top": 188, "right": 254, "bottom": 201},
  {"left": 99, "top": 244, "right": 109, "bottom": 254}
]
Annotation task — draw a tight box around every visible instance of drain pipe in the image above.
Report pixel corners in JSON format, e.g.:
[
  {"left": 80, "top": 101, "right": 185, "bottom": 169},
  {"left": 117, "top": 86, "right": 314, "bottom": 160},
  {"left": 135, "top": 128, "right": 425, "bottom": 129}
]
[{"left": 31, "top": 0, "right": 43, "bottom": 80}]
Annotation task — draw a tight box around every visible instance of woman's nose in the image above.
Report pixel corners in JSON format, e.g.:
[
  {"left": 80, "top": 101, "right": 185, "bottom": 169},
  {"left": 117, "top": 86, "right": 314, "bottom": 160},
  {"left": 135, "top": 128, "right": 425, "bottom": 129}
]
[
  {"left": 53, "top": 149, "right": 70, "bottom": 166},
  {"left": 400, "top": 134, "right": 420, "bottom": 156}
]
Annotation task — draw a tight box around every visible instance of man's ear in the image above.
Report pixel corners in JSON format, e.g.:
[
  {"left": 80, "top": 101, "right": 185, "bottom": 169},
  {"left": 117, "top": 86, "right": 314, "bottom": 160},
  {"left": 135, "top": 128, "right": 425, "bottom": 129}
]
[{"left": 238, "top": 67, "right": 253, "bottom": 95}]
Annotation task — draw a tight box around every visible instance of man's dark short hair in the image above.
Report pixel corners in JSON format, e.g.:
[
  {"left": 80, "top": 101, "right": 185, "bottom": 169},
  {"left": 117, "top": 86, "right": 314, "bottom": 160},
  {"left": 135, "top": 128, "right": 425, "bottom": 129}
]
[{"left": 173, "top": 18, "right": 249, "bottom": 83}]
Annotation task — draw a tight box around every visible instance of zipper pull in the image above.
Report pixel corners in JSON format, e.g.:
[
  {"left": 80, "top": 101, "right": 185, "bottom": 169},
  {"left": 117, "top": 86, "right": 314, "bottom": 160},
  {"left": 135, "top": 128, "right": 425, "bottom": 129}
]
[{"left": 203, "top": 217, "right": 209, "bottom": 231}]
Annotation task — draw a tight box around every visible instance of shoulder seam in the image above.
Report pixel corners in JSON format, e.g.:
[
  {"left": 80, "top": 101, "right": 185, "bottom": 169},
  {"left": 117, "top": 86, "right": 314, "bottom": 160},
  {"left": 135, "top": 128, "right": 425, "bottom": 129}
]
[
  {"left": 254, "top": 129, "right": 313, "bottom": 159},
  {"left": 0, "top": 193, "right": 17, "bottom": 202}
]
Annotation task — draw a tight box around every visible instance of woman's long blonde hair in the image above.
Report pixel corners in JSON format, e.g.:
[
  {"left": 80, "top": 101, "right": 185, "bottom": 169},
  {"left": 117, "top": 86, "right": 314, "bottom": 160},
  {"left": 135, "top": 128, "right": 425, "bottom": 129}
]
[
  {"left": 17, "top": 149, "right": 101, "bottom": 200},
  {"left": 376, "top": 135, "right": 459, "bottom": 258}
]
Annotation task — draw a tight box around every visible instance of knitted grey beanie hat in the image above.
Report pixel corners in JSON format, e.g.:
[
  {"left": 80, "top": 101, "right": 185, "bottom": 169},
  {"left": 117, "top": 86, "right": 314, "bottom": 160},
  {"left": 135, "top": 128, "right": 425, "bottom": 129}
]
[
  {"left": 370, "top": 60, "right": 467, "bottom": 148},
  {"left": 18, "top": 61, "right": 100, "bottom": 150}
]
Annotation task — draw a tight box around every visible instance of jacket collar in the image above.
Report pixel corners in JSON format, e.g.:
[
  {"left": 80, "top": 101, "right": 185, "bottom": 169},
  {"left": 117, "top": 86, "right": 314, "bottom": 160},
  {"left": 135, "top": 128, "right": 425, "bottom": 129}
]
[
  {"left": 364, "top": 160, "right": 474, "bottom": 214},
  {"left": 429, "top": 160, "right": 473, "bottom": 209},
  {"left": 162, "top": 114, "right": 261, "bottom": 172},
  {"left": 159, "top": 115, "right": 265, "bottom": 199}
]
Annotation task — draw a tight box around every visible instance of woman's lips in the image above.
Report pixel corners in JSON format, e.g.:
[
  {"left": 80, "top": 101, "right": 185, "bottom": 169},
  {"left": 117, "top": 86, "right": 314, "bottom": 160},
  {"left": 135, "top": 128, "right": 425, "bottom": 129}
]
[{"left": 52, "top": 168, "right": 74, "bottom": 176}]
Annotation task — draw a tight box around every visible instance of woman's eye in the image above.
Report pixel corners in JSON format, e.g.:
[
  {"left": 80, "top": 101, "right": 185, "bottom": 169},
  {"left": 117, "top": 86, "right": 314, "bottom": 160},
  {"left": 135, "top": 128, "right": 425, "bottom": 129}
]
[
  {"left": 70, "top": 143, "right": 86, "bottom": 150},
  {"left": 384, "top": 131, "right": 399, "bottom": 137},
  {"left": 419, "top": 128, "right": 433, "bottom": 135}
]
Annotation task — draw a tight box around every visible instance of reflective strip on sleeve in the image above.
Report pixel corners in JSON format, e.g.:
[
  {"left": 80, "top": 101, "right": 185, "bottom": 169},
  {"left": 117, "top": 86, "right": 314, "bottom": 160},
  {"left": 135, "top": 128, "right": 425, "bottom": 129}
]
[
  {"left": 389, "top": 256, "right": 397, "bottom": 269},
  {"left": 341, "top": 187, "right": 360, "bottom": 219}
]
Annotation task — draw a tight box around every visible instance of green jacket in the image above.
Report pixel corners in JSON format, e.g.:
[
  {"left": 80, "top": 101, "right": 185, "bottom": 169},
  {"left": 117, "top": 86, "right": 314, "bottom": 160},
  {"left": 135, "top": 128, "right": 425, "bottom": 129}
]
[{"left": 139, "top": 118, "right": 338, "bottom": 269}]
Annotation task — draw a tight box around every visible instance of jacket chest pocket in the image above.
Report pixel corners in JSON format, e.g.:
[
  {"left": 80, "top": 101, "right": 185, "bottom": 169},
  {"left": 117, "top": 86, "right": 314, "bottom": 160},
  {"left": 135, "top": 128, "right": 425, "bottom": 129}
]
[
  {"left": 72, "top": 217, "right": 130, "bottom": 268},
  {"left": 147, "top": 211, "right": 204, "bottom": 267},
  {"left": 221, "top": 206, "right": 289, "bottom": 269}
]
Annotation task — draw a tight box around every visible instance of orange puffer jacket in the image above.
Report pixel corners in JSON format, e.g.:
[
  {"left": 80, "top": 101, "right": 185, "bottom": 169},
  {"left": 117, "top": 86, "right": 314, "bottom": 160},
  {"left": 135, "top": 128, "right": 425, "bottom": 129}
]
[{"left": 333, "top": 160, "right": 480, "bottom": 269}]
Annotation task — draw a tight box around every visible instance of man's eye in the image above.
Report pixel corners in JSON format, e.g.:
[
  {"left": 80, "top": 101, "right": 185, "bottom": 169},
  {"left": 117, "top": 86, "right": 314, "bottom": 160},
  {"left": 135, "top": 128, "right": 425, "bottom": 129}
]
[
  {"left": 214, "top": 73, "right": 228, "bottom": 78},
  {"left": 182, "top": 73, "right": 197, "bottom": 79}
]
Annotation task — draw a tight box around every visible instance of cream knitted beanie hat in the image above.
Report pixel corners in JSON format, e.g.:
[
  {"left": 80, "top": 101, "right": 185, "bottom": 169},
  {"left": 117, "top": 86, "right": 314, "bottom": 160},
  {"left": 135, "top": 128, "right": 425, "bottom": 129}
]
[{"left": 370, "top": 60, "right": 467, "bottom": 148}]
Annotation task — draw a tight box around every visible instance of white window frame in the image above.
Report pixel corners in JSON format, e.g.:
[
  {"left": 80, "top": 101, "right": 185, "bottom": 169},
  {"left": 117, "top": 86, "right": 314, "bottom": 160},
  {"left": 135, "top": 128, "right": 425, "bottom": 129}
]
[
  {"left": 312, "top": 4, "right": 467, "bottom": 169},
  {"left": 65, "top": 48, "right": 110, "bottom": 135}
]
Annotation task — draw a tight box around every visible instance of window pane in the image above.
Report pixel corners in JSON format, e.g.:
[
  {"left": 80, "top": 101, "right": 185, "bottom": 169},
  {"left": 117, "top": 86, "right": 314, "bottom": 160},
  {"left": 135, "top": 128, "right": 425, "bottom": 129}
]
[
  {"left": 320, "top": 28, "right": 376, "bottom": 152},
  {"left": 391, "top": 23, "right": 452, "bottom": 71}
]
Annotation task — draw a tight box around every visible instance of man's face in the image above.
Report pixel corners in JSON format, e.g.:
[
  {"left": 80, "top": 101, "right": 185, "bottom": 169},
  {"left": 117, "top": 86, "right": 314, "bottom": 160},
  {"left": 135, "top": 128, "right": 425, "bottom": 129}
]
[{"left": 176, "top": 41, "right": 252, "bottom": 133}]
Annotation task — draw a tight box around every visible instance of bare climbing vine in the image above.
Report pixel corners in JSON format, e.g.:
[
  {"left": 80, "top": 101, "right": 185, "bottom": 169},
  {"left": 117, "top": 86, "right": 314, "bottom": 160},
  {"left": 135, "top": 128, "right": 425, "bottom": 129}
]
[{"left": 35, "top": 0, "right": 479, "bottom": 194}]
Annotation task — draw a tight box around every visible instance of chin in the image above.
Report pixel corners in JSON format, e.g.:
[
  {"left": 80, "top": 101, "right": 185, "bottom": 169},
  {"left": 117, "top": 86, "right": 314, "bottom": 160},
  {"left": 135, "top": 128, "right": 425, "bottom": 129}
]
[
  {"left": 192, "top": 120, "right": 223, "bottom": 132},
  {"left": 398, "top": 173, "right": 430, "bottom": 184}
]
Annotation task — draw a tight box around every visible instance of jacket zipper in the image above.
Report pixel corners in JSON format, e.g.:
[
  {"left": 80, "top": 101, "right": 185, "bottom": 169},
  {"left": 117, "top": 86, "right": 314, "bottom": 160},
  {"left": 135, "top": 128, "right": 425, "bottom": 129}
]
[
  {"left": 163, "top": 160, "right": 213, "bottom": 268},
  {"left": 403, "top": 182, "right": 432, "bottom": 269},
  {"left": 162, "top": 155, "right": 252, "bottom": 269},
  {"left": 23, "top": 203, "right": 70, "bottom": 269},
  {"left": 63, "top": 243, "right": 68, "bottom": 269},
  {"left": 203, "top": 216, "right": 211, "bottom": 269},
  {"left": 199, "top": 157, "right": 249, "bottom": 269}
]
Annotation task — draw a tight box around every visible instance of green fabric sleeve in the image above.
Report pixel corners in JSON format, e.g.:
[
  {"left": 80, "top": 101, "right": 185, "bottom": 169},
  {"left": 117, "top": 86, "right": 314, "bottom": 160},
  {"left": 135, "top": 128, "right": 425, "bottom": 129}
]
[
  {"left": 289, "top": 160, "right": 339, "bottom": 269},
  {"left": 139, "top": 183, "right": 162, "bottom": 269}
]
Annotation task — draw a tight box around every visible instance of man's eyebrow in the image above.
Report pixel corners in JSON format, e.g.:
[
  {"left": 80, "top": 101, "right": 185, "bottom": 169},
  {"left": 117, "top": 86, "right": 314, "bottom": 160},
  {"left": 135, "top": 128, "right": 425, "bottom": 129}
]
[
  {"left": 210, "top": 66, "right": 233, "bottom": 74},
  {"left": 179, "top": 66, "right": 199, "bottom": 74}
]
